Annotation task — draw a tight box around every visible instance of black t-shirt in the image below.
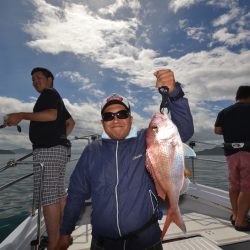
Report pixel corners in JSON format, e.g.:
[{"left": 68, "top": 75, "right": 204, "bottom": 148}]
[
  {"left": 29, "top": 88, "right": 71, "bottom": 149},
  {"left": 215, "top": 102, "right": 250, "bottom": 155}
]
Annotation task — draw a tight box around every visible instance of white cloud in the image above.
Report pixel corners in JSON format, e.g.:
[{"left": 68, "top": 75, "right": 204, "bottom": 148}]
[
  {"left": 23, "top": 1, "right": 250, "bottom": 90},
  {"left": 98, "top": 0, "right": 141, "bottom": 16},
  {"left": 169, "top": 0, "right": 200, "bottom": 13},
  {"left": 57, "top": 71, "right": 98, "bottom": 91},
  {"left": 209, "top": 2, "right": 250, "bottom": 47},
  {"left": 179, "top": 19, "right": 189, "bottom": 29},
  {"left": 0, "top": 97, "right": 35, "bottom": 149},
  {"left": 25, "top": 1, "right": 138, "bottom": 57},
  {"left": 185, "top": 27, "right": 206, "bottom": 42},
  {"left": 213, "top": 7, "right": 240, "bottom": 26},
  {"left": 207, "top": 0, "right": 237, "bottom": 9},
  {"left": 1, "top": 0, "right": 249, "bottom": 150},
  {"left": 179, "top": 19, "right": 207, "bottom": 42},
  {"left": 1, "top": 42, "right": 249, "bottom": 148},
  {"left": 0, "top": 97, "right": 34, "bottom": 114},
  {"left": 213, "top": 27, "right": 250, "bottom": 46}
]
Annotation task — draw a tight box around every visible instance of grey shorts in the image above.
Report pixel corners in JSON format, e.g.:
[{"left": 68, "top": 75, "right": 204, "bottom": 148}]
[{"left": 33, "top": 145, "right": 68, "bottom": 206}]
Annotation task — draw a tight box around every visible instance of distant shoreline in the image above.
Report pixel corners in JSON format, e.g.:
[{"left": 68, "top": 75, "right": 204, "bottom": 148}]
[
  {"left": 0, "top": 149, "right": 15, "bottom": 154},
  {"left": 0, "top": 148, "right": 32, "bottom": 155},
  {"left": 196, "top": 146, "right": 224, "bottom": 155},
  {"left": 0, "top": 146, "right": 224, "bottom": 155}
]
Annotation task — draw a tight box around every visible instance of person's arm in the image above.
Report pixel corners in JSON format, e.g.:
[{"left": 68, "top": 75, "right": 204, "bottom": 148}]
[
  {"left": 214, "top": 126, "right": 222, "bottom": 135},
  {"left": 56, "top": 235, "right": 72, "bottom": 250},
  {"left": 4, "top": 89, "right": 61, "bottom": 126},
  {"left": 214, "top": 110, "right": 223, "bottom": 135},
  {"left": 154, "top": 69, "right": 194, "bottom": 142},
  {"left": 168, "top": 84, "right": 194, "bottom": 142},
  {"left": 4, "top": 109, "right": 57, "bottom": 126},
  {"left": 66, "top": 117, "right": 75, "bottom": 136},
  {"left": 58, "top": 147, "right": 91, "bottom": 242}
]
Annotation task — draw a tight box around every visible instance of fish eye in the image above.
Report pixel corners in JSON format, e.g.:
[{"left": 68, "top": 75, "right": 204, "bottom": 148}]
[{"left": 151, "top": 126, "right": 158, "bottom": 133}]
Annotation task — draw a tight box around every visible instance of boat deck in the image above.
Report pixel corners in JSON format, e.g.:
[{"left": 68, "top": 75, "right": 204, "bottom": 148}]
[
  {"left": 67, "top": 193, "right": 250, "bottom": 250},
  {"left": 1, "top": 184, "right": 250, "bottom": 250}
]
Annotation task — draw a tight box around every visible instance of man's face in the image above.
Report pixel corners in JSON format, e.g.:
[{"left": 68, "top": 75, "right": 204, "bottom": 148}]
[
  {"left": 32, "top": 71, "right": 52, "bottom": 93},
  {"left": 101, "top": 104, "right": 133, "bottom": 140}
]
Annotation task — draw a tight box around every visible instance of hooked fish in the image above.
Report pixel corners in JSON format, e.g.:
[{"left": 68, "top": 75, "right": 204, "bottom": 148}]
[{"left": 146, "top": 112, "right": 186, "bottom": 240}]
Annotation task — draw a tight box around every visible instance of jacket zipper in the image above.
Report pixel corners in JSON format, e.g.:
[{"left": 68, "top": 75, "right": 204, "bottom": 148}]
[{"left": 115, "top": 140, "right": 122, "bottom": 237}]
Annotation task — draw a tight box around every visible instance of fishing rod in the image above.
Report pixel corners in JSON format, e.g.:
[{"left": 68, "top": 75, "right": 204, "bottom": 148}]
[
  {"left": 0, "top": 172, "right": 33, "bottom": 191},
  {"left": 0, "top": 152, "right": 33, "bottom": 173},
  {"left": 0, "top": 114, "right": 22, "bottom": 132},
  {"left": 73, "top": 134, "right": 100, "bottom": 141},
  {"left": 0, "top": 124, "right": 21, "bottom": 132},
  {"left": 0, "top": 133, "right": 99, "bottom": 173}
]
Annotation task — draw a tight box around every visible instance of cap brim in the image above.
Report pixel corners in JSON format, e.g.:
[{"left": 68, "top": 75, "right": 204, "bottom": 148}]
[{"left": 101, "top": 100, "right": 130, "bottom": 114}]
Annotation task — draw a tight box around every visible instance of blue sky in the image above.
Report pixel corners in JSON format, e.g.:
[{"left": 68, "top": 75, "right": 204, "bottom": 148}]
[{"left": 0, "top": 0, "right": 249, "bottom": 151}]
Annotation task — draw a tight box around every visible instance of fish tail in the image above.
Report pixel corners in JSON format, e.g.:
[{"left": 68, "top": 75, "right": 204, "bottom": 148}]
[
  {"left": 173, "top": 210, "right": 186, "bottom": 233},
  {"left": 161, "top": 209, "right": 186, "bottom": 240},
  {"left": 160, "top": 215, "right": 172, "bottom": 240}
]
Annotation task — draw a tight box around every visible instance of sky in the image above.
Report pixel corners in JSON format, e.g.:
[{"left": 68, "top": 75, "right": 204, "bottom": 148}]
[{"left": 0, "top": 0, "right": 249, "bottom": 152}]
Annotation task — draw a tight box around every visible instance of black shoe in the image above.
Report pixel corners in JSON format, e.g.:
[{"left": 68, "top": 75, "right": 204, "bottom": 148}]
[
  {"left": 39, "top": 236, "right": 48, "bottom": 249},
  {"left": 235, "top": 224, "right": 250, "bottom": 232},
  {"left": 230, "top": 215, "right": 250, "bottom": 226},
  {"left": 230, "top": 215, "right": 235, "bottom": 226}
]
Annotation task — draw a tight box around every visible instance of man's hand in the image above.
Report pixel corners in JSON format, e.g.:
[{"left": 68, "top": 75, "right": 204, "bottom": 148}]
[
  {"left": 4, "top": 113, "right": 23, "bottom": 126},
  {"left": 154, "top": 69, "right": 176, "bottom": 93},
  {"left": 55, "top": 235, "right": 73, "bottom": 250}
]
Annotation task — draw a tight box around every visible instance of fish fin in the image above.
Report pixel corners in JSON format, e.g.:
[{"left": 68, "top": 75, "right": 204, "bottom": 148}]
[
  {"left": 160, "top": 215, "right": 172, "bottom": 240},
  {"left": 184, "top": 166, "right": 192, "bottom": 177},
  {"left": 172, "top": 210, "right": 186, "bottom": 233},
  {"left": 183, "top": 143, "right": 196, "bottom": 157},
  {"left": 146, "top": 153, "right": 166, "bottom": 199},
  {"left": 161, "top": 209, "right": 186, "bottom": 240},
  {"left": 169, "top": 144, "right": 176, "bottom": 165}
]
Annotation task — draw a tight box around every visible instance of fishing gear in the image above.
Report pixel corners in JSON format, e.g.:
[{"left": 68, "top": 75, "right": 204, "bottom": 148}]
[
  {"left": 0, "top": 115, "right": 21, "bottom": 133},
  {"left": 0, "top": 124, "right": 21, "bottom": 133},
  {"left": 0, "top": 152, "right": 33, "bottom": 173},
  {"left": 158, "top": 86, "right": 169, "bottom": 113}
]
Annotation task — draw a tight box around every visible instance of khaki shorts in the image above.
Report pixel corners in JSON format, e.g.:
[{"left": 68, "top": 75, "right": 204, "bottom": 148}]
[
  {"left": 33, "top": 145, "right": 68, "bottom": 206},
  {"left": 226, "top": 151, "right": 250, "bottom": 192}
]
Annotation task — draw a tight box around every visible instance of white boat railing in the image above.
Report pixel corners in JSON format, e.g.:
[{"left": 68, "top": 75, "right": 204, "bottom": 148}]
[
  {"left": 0, "top": 156, "right": 45, "bottom": 250},
  {"left": 186, "top": 140, "right": 227, "bottom": 187},
  {"left": 0, "top": 134, "right": 100, "bottom": 249}
]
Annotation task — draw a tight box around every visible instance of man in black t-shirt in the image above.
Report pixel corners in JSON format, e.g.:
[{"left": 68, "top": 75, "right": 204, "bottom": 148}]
[
  {"left": 4, "top": 67, "right": 75, "bottom": 249},
  {"left": 214, "top": 85, "right": 250, "bottom": 232}
]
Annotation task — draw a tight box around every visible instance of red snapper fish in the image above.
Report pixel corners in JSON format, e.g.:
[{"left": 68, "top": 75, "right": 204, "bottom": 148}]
[{"left": 146, "top": 112, "right": 186, "bottom": 240}]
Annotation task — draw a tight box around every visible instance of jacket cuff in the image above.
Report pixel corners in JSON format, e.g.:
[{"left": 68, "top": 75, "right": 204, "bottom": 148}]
[{"left": 169, "top": 82, "right": 185, "bottom": 102}]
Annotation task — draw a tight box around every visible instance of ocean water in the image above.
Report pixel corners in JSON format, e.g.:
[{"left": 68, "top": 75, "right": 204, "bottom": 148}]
[
  {"left": 0, "top": 153, "right": 80, "bottom": 243},
  {"left": 0, "top": 153, "right": 228, "bottom": 243}
]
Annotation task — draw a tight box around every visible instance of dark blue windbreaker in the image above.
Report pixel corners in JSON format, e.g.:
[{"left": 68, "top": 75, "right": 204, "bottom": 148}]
[{"left": 60, "top": 86, "right": 194, "bottom": 249}]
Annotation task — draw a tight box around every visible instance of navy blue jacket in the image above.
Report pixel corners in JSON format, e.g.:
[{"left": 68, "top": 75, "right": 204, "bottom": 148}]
[{"left": 60, "top": 86, "right": 194, "bottom": 249}]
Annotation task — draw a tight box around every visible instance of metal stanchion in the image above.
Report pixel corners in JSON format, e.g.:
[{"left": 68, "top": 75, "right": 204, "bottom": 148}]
[
  {"left": 189, "top": 141, "right": 196, "bottom": 183},
  {"left": 30, "top": 162, "right": 44, "bottom": 250}
]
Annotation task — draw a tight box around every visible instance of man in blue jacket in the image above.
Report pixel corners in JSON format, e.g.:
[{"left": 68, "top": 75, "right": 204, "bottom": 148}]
[{"left": 56, "top": 69, "right": 194, "bottom": 250}]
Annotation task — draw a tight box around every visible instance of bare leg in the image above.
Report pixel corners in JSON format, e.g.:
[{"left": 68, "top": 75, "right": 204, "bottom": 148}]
[
  {"left": 235, "top": 192, "right": 250, "bottom": 227},
  {"left": 229, "top": 189, "right": 239, "bottom": 221},
  {"left": 43, "top": 203, "right": 61, "bottom": 250},
  {"left": 59, "top": 195, "right": 67, "bottom": 222}
]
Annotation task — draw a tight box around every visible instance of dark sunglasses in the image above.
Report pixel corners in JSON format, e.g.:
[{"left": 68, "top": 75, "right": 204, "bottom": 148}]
[{"left": 102, "top": 110, "right": 130, "bottom": 122}]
